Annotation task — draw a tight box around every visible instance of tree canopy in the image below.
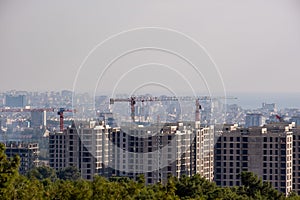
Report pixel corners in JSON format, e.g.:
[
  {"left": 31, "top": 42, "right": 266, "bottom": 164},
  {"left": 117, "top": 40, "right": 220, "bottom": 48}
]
[{"left": 1, "top": 143, "right": 300, "bottom": 199}]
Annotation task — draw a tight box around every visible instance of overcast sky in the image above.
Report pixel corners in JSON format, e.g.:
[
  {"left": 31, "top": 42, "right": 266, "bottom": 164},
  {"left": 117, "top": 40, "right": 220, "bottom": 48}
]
[{"left": 0, "top": 0, "right": 299, "bottom": 94}]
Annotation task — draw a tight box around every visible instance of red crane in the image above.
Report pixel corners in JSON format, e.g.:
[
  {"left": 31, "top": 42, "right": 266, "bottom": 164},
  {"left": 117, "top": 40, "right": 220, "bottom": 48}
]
[
  {"left": 0, "top": 107, "right": 76, "bottom": 131},
  {"left": 275, "top": 114, "right": 285, "bottom": 122},
  {"left": 109, "top": 96, "right": 236, "bottom": 122},
  {"left": 57, "top": 108, "right": 76, "bottom": 131}
]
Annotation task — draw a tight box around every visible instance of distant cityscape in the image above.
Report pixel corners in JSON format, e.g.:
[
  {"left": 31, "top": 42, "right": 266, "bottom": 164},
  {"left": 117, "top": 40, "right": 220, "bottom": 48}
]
[
  {"left": 1, "top": 90, "right": 299, "bottom": 131},
  {"left": 1, "top": 90, "right": 300, "bottom": 196}
]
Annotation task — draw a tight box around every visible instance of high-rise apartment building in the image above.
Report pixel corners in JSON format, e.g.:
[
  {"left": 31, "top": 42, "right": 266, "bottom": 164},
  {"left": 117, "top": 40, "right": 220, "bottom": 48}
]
[
  {"left": 292, "top": 126, "right": 300, "bottom": 194},
  {"left": 49, "top": 121, "right": 111, "bottom": 180},
  {"left": 4, "top": 142, "right": 39, "bottom": 174},
  {"left": 214, "top": 123, "right": 293, "bottom": 195},
  {"left": 49, "top": 120, "right": 214, "bottom": 183},
  {"left": 110, "top": 121, "right": 214, "bottom": 184}
]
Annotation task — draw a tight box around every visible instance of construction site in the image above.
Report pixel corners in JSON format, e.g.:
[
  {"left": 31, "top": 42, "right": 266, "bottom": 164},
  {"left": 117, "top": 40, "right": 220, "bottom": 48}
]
[{"left": 0, "top": 93, "right": 233, "bottom": 184}]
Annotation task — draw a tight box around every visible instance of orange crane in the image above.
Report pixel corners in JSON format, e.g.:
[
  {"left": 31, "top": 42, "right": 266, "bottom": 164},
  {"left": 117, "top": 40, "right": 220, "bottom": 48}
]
[
  {"left": 57, "top": 108, "right": 76, "bottom": 131},
  {"left": 109, "top": 96, "right": 236, "bottom": 122}
]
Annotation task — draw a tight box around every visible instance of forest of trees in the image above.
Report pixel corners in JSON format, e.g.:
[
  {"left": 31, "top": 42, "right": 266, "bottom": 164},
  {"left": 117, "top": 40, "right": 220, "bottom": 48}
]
[{"left": 1, "top": 143, "right": 300, "bottom": 200}]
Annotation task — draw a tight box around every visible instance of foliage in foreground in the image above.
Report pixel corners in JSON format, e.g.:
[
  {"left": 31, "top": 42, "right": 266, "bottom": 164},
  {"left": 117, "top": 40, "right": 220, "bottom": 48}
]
[{"left": 1, "top": 143, "right": 300, "bottom": 199}]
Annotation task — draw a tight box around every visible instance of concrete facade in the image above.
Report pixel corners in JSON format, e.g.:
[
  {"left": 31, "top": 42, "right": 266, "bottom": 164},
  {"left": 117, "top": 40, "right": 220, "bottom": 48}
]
[
  {"left": 292, "top": 127, "right": 300, "bottom": 194},
  {"left": 49, "top": 120, "right": 214, "bottom": 184},
  {"left": 214, "top": 123, "right": 293, "bottom": 195},
  {"left": 49, "top": 122, "right": 112, "bottom": 180},
  {"left": 4, "top": 142, "right": 39, "bottom": 174},
  {"left": 110, "top": 121, "right": 214, "bottom": 184}
]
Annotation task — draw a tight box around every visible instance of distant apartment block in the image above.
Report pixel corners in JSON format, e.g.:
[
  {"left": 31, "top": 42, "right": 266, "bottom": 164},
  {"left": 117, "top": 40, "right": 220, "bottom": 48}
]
[
  {"left": 214, "top": 123, "right": 293, "bottom": 195},
  {"left": 262, "top": 102, "right": 277, "bottom": 112},
  {"left": 245, "top": 113, "right": 265, "bottom": 128},
  {"left": 61, "top": 90, "right": 73, "bottom": 97},
  {"left": 5, "top": 94, "right": 27, "bottom": 107},
  {"left": 4, "top": 142, "right": 39, "bottom": 174},
  {"left": 30, "top": 110, "right": 46, "bottom": 128},
  {"left": 291, "top": 116, "right": 300, "bottom": 126}
]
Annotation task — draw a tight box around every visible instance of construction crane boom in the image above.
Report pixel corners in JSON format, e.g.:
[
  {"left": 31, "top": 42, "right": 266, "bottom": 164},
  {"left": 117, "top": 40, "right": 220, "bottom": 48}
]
[
  {"left": 109, "top": 96, "right": 237, "bottom": 121},
  {"left": 0, "top": 108, "right": 55, "bottom": 112},
  {"left": 110, "top": 95, "right": 236, "bottom": 104}
]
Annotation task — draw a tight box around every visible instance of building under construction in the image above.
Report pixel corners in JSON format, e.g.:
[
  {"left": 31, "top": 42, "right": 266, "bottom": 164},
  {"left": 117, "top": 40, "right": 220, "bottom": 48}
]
[
  {"left": 49, "top": 95, "right": 217, "bottom": 182},
  {"left": 110, "top": 121, "right": 214, "bottom": 184},
  {"left": 4, "top": 141, "right": 39, "bottom": 174},
  {"left": 49, "top": 120, "right": 214, "bottom": 183},
  {"left": 49, "top": 121, "right": 112, "bottom": 180}
]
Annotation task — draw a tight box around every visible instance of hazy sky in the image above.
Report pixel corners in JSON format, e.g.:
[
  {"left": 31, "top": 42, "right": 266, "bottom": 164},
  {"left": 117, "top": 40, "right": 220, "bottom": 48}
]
[{"left": 0, "top": 0, "right": 299, "bottom": 94}]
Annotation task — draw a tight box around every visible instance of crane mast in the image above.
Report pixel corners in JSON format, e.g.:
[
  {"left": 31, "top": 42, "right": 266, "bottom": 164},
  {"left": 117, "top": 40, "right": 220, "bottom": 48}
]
[{"left": 57, "top": 108, "right": 75, "bottom": 131}]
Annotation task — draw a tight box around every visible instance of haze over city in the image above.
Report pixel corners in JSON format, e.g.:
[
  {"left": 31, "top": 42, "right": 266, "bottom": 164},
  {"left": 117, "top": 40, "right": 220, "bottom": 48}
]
[
  {"left": 1, "top": 1, "right": 300, "bottom": 199},
  {"left": 0, "top": 0, "right": 299, "bottom": 97}
]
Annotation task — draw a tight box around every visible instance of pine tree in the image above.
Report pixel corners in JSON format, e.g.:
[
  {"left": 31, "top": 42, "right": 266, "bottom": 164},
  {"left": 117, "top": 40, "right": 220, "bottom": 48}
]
[{"left": 0, "top": 143, "right": 20, "bottom": 199}]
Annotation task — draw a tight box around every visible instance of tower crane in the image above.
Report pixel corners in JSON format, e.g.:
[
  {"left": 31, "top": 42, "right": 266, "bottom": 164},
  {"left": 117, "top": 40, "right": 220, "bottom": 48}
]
[
  {"left": 0, "top": 107, "right": 76, "bottom": 131},
  {"left": 109, "top": 96, "right": 237, "bottom": 122},
  {"left": 57, "top": 108, "right": 76, "bottom": 131}
]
